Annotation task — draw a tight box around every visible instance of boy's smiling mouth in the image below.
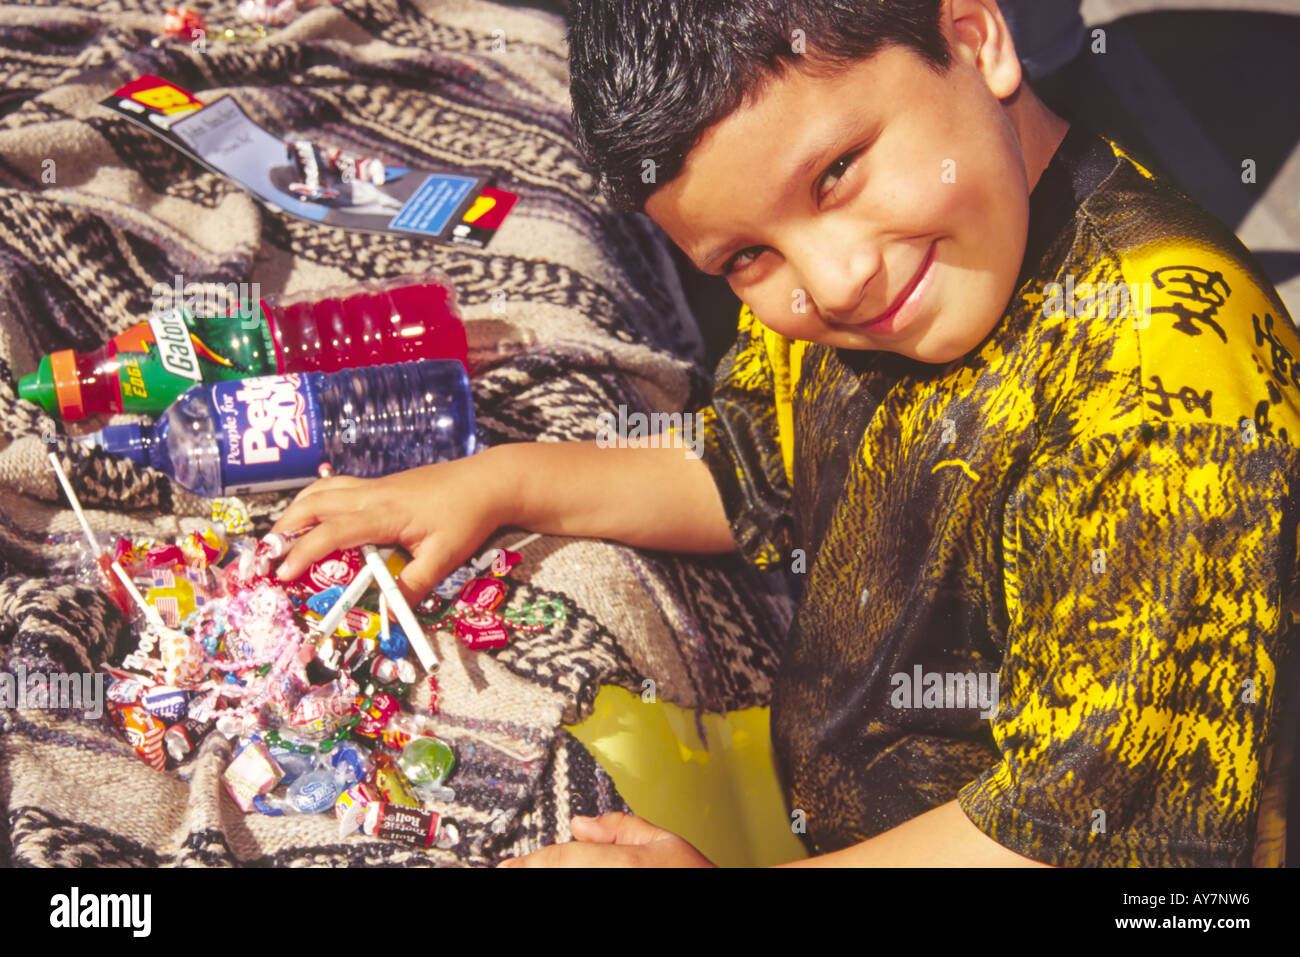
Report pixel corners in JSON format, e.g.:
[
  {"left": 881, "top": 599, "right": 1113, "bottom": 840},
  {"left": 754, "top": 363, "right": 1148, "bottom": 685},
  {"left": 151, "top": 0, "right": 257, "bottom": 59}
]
[{"left": 842, "top": 240, "right": 939, "bottom": 336}]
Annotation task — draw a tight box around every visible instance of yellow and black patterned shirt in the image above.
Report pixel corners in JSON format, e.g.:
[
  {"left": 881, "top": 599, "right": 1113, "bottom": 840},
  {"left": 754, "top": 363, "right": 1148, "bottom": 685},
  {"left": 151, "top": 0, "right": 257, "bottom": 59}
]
[{"left": 697, "top": 123, "right": 1300, "bottom": 867}]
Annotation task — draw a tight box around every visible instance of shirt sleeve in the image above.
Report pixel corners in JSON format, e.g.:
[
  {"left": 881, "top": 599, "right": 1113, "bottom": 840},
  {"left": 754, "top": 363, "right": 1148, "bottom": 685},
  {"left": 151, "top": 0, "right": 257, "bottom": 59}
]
[
  {"left": 695, "top": 303, "right": 802, "bottom": 570},
  {"left": 958, "top": 420, "right": 1299, "bottom": 866}
]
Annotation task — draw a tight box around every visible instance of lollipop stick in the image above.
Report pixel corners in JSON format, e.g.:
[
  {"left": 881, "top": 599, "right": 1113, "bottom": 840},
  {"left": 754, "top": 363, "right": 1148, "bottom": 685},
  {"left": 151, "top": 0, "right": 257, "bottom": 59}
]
[{"left": 47, "top": 451, "right": 166, "bottom": 632}]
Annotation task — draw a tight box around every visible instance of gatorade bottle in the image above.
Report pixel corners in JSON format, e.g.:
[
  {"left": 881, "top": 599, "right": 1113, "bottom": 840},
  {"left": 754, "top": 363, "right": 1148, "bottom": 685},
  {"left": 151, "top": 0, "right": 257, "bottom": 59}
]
[
  {"left": 81, "top": 359, "right": 476, "bottom": 496},
  {"left": 18, "top": 275, "right": 467, "bottom": 422}
]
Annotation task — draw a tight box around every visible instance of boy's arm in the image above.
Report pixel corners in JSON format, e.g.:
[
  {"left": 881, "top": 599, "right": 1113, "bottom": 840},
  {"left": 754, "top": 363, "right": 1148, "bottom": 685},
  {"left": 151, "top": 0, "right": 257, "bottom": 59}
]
[
  {"left": 492, "top": 439, "right": 737, "bottom": 554},
  {"left": 776, "top": 801, "right": 1052, "bottom": 867}
]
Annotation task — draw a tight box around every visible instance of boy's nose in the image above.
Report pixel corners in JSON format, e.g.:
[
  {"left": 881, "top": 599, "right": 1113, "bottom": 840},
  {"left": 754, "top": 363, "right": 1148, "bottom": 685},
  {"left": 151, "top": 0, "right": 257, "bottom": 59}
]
[{"left": 793, "top": 244, "right": 878, "bottom": 325}]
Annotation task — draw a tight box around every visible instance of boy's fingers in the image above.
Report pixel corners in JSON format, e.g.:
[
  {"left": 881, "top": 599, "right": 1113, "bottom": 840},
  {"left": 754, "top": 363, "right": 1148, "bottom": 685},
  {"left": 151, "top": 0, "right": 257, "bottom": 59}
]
[
  {"left": 394, "top": 549, "right": 449, "bottom": 605},
  {"left": 271, "top": 486, "right": 365, "bottom": 537},
  {"left": 572, "top": 812, "right": 659, "bottom": 846},
  {"left": 274, "top": 521, "right": 372, "bottom": 581}
]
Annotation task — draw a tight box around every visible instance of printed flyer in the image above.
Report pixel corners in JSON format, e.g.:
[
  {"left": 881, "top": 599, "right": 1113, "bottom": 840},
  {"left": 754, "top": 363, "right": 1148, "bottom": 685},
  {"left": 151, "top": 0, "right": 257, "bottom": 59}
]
[{"left": 100, "top": 74, "right": 518, "bottom": 246}]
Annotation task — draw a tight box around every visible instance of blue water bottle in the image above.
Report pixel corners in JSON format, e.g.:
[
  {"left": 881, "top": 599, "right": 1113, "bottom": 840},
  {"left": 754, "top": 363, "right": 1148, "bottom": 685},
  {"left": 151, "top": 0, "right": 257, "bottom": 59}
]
[{"left": 82, "top": 359, "right": 476, "bottom": 496}]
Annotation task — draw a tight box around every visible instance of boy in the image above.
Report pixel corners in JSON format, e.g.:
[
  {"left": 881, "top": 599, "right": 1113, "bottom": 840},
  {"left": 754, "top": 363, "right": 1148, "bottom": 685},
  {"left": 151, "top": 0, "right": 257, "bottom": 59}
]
[{"left": 271, "top": 0, "right": 1300, "bottom": 866}]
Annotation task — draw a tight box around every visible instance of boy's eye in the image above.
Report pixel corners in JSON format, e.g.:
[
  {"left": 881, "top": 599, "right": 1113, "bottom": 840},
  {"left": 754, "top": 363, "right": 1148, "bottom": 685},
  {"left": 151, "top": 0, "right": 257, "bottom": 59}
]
[
  {"left": 722, "top": 246, "right": 764, "bottom": 275},
  {"left": 818, "top": 150, "right": 861, "bottom": 199}
]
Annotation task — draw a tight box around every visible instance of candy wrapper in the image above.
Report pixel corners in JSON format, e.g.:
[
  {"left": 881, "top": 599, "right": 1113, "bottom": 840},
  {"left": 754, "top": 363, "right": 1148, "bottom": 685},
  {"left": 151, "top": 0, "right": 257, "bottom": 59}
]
[{"left": 223, "top": 739, "right": 285, "bottom": 812}]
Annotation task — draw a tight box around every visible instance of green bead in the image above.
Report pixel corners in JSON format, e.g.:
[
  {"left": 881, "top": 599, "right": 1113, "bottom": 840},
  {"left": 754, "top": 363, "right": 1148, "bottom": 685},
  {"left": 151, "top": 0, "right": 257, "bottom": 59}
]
[{"left": 319, "top": 738, "right": 336, "bottom": 753}]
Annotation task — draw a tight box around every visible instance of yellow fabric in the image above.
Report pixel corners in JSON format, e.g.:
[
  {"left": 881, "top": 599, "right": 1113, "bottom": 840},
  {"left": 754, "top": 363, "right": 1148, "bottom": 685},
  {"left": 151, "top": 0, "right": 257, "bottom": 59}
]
[{"left": 566, "top": 686, "right": 809, "bottom": 867}]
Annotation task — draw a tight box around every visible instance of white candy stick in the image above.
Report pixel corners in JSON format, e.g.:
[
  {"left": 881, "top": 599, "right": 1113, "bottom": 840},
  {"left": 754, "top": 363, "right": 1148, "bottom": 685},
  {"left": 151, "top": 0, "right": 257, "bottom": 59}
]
[
  {"left": 48, "top": 451, "right": 167, "bottom": 632},
  {"left": 361, "top": 544, "right": 438, "bottom": 673},
  {"left": 312, "top": 563, "right": 375, "bottom": 637},
  {"left": 48, "top": 451, "right": 101, "bottom": 554},
  {"left": 472, "top": 533, "right": 542, "bottom": 571}
]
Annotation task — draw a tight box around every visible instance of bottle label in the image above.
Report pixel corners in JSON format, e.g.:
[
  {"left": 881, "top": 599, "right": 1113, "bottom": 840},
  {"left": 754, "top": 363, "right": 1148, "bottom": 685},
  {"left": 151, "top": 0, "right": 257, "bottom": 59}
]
[
  {"left": 115, "top": 307, "right": 278, "bottom": 416},
  {"left": 211, "top": 373, "right": 323, "bottom": 494},
  {"left": 147, "top": 309, "right": 202, "bottom": 382}
]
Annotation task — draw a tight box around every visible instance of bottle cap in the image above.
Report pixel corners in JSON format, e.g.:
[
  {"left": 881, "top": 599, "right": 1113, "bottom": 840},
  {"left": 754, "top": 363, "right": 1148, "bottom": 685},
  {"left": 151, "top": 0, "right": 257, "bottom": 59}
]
[{"left": 17, "top": 354, "right": 62, "bottom": 416}]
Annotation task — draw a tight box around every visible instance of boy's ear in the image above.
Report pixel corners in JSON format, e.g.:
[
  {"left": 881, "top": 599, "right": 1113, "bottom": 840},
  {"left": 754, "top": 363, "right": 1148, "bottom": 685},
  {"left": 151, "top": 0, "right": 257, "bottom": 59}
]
[{"left": 946, "top": 0, "right": 1023, "bottom": 100}]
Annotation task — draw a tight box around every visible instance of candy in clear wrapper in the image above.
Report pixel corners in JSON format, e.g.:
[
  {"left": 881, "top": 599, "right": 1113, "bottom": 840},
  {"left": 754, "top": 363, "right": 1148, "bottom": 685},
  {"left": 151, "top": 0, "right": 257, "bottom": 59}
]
[
  {"left": 211, "top": 497, "right": 253, "bottom": 535},
  {"left": 268, "top": 746, "right": 317, "bottom": 787},
  {"left": 144, "top": 570, "right": 203, "bottom": 628},
  {"left": 369, "top": 654, "right": 416, "bottom": 686},
  {"left": 326, "top": 739, "right": 372, "bottom": 788},
  {"left": 335, "top": 781, "right": 380, "bottom": 837},
  {"left": 373, "top": 765, "right": 421, "bottom": 808},
  {"left": 397, "top": 735, "right": 456, "bottom": 789},
  {"left": 236, "top": 0, "right": 298, "bottom": 26},
  {"left": 92, "top": 552, "right": 135, "bottom": 619},
  {"left": 159, "top": 626, "right": 207, "bottom": 688},
  {"left": 288, "top": 769, "right": 342, "bottom": 814},
  {"left": 106, "top": 671, "right": 146, "bottom": 706},
  {"left": 380, "top": 711, "right": 432, "bottom": 753},
  {"left": 433, "top": 565, "right": 476, "bottom": 600},
  {"left": 182, "top": 527, "right": 227, "bottom": 568}
]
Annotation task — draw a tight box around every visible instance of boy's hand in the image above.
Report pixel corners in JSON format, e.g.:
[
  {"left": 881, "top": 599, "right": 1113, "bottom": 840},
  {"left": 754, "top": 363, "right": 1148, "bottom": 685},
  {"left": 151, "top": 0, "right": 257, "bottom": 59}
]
[
  {"left": 269, "top": 452, "right": 512, "bottom": 604},
  {"left": 496, "top": 813, "right": 714, "bottom": 868}
]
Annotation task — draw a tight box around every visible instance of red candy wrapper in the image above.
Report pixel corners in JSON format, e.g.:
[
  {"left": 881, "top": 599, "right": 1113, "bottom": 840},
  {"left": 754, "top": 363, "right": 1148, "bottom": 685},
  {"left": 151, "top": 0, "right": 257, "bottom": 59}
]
[
  {"left": 287, "top": 548, "right": 363, "bottom": 595},
  {"left": 453, "top": 578, "right": 507, "bottom": 617},
  {"left": 489, "top": 548, "right": 522, "bottom": 577},
  {"left": 94, "top": 554, "right": 135, "bottom": 619},
  {"left": 163, "top": 7, "right": 205, "bottom": 38},
  {"left": 455, "top": 613, "right": 509, "bottom": 651},
  {"left": 354, "top": 692, "right": 401, "bottom": 738},
  {"left": 146, "top": 543, "right": 187, "bottom": 571},
  {"left": 363, "top": 802, "right": 441, "bottom": 847}
]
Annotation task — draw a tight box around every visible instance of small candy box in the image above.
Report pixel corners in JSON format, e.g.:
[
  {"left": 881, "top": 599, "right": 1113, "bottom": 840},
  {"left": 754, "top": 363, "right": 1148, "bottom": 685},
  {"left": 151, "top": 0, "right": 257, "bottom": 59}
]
[{"left": 223, "top": 739, "right": 285, "bottom": 812}]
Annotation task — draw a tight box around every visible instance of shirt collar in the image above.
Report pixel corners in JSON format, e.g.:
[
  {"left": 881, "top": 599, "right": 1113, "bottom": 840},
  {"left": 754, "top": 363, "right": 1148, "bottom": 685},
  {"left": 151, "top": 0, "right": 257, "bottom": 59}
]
[{"left": 1018, "top": 121, "right": 1119, "bottom": 286}]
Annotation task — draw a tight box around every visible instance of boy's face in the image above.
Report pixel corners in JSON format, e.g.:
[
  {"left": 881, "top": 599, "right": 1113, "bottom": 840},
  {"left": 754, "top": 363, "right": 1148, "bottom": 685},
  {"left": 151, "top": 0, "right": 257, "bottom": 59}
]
[{"left": 644, "top": 0, "right": 1051, "bottom": 363}]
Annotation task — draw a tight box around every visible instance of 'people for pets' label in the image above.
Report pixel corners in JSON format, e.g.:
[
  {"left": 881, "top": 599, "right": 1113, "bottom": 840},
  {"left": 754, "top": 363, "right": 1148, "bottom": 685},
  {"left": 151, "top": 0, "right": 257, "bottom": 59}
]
[{"left": 211, "top": 373, "right": 323, "bottom": 493}]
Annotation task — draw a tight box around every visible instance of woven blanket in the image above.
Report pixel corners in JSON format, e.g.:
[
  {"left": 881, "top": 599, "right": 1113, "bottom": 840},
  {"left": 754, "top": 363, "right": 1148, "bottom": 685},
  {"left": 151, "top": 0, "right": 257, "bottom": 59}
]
[{"left": 0, "top": 0, "right": 793, "bottom": 866}]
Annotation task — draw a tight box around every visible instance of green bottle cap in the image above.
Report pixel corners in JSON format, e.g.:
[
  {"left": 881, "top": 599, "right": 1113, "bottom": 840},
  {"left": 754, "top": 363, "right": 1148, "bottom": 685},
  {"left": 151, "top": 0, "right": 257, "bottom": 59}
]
[{"left": 17, "top": 356, "right": 57, "bottom": 415}]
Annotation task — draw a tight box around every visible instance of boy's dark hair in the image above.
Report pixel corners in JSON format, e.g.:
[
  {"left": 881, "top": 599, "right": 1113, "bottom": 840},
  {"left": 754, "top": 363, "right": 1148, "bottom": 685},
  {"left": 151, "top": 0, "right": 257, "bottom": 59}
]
[{"left": 567, "top": 0, "right": 952, "bottom": 213}]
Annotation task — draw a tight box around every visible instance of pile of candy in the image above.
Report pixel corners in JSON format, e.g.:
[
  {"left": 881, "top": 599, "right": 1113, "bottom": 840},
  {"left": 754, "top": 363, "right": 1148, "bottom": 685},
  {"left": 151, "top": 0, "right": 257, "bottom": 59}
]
[
  {"left": 152, "top": 1, "right": 332, "bottom": 47},
  {"left": 52, "top": 454, "right": 562, "bottom": 850}
]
